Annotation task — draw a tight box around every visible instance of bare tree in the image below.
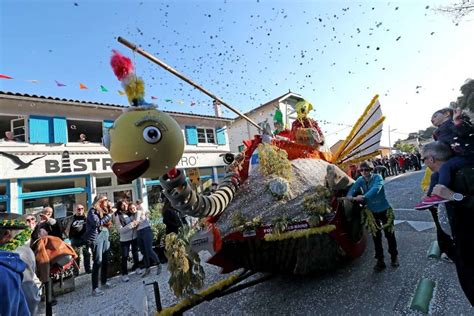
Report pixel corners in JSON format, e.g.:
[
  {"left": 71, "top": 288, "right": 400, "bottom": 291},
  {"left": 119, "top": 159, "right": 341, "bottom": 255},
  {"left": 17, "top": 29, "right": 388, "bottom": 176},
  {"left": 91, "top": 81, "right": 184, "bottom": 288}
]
[{"left": 436, "top": 0, "right": 474, "bottom": 23}]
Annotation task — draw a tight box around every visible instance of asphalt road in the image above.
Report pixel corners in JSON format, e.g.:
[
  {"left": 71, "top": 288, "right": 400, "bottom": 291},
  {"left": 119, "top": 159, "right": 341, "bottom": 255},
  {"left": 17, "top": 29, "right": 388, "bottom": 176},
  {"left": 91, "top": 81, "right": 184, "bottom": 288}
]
[{"left": 48, "top": 169, "right": 473, "bottom": 315}]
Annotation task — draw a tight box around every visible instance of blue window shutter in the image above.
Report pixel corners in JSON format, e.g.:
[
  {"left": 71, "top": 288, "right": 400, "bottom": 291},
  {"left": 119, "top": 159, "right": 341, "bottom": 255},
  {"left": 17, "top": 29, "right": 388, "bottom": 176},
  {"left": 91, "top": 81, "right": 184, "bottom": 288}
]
[
  {"left": 185, "top": 126, "right": 198, "bottom": 145},
  {"left": 29, "top": 116, "right": 52, "bottom": 143},
  {"left": 216, "top": 127, "right": 226, "bottom": 145},
  {"left": 53, "top": 117, "right": 67, "bottom": 143},
  {"left": 103, "top": 120, "right": 114, "bottom": 130}
]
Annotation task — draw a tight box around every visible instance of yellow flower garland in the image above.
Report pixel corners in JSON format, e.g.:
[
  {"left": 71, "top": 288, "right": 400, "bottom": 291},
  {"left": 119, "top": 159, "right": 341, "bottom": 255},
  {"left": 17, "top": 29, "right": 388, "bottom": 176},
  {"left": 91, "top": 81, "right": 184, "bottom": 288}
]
[
  {"left": 332, "top": 94, "right": 379, "bottom": 162},
  {"left": 264, "top": 225, "right": 336, "bottom": 241},
  {"left": 157, "top": 274, "right": 240, "bottom": 316}
]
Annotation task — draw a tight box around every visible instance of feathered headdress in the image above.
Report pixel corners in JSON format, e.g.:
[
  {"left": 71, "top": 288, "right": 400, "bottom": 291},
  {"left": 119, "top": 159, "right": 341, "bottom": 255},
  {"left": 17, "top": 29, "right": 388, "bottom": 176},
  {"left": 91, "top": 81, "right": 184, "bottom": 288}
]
[{"left": 110, "top": 50, "right": 148, "bottom": 107}]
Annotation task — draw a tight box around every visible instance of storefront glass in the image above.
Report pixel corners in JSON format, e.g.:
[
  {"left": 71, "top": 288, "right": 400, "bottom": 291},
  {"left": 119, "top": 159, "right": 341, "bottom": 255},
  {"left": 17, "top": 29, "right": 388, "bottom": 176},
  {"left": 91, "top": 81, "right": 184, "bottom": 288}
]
[
  {"left": 22, "top": 177, "right": 86, "bottom": 193},
  {"left": 0, "top": 182, "right": 7, "bottom": 213},
  {"left": 23, "top": 192, "right": 88, "bottom": 218},
  {"left": 20, "top": 176, "right": 89, "bottom": 217}
]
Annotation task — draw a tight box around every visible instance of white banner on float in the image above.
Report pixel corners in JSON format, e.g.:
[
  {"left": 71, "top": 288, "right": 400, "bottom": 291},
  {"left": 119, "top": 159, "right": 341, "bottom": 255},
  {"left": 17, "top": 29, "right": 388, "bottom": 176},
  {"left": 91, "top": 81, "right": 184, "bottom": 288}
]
[{"left": 0, "top": 150, "right": 225, "bottom": 179}]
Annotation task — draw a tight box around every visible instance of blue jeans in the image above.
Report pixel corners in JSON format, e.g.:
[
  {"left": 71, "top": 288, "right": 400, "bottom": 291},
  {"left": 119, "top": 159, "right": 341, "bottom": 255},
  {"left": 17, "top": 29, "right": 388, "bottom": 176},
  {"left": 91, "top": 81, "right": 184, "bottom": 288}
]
[
  {"left": 91, "top": 229, "right": 110, "bottom": 290},
  {"left": 137, "top": 226, "right": 159, "bottom": 269},
  {"left": 120, "top": 239, "right": 139, "bottom": 275}
]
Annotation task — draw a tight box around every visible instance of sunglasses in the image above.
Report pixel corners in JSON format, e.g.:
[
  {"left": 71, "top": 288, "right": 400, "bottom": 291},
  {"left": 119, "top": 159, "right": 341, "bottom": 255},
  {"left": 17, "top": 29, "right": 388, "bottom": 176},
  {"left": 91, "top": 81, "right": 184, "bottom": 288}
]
[
  {"left": 26, "top": 218, "right": 36, "bottom": 222},
  {"left": 77, "top": 207, "right": 84, "bottom": 210}
]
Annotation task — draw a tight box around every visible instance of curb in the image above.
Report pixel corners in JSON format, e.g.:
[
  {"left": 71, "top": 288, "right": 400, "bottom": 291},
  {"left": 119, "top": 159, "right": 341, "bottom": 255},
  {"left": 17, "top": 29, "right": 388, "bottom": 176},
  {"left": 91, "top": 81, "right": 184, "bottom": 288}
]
[
  {"left": 410, "top": 278, "right": 436, "bottom": 314},
  {"left": 427, "top": 240, "right": 441, "bottom": 259}
]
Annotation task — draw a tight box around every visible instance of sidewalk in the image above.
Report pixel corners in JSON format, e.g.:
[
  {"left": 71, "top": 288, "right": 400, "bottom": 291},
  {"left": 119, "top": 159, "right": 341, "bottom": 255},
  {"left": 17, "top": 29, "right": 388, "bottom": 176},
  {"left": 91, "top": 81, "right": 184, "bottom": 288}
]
[
  {"left": 37, "top": 252, "right": 227, "bottom": 316},
  {"left": 37, "top": 264, "right": 169, "bottom": 316}
]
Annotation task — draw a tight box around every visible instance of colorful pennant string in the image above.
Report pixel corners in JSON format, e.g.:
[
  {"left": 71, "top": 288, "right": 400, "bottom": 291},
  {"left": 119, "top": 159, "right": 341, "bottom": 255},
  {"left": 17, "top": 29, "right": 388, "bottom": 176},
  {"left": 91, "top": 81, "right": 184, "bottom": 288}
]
[
  {"left": 0, "top": 74, "right": 13, "bottom": 79},
  {"left": 55, "top": 80, "right": 66, "bottom": 87},
  {"left": 79, "top": 83, "right": 88, "bottom": 89},
  {"left": 100, "top": 85, "right": 108, "bottom": 92}
]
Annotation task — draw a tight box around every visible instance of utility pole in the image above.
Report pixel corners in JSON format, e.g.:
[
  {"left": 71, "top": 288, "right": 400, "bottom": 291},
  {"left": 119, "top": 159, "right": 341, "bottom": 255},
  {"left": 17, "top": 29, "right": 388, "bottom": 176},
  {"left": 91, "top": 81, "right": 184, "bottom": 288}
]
[{"left": 388, "top": 126, "right": 397, "bottom": 155}]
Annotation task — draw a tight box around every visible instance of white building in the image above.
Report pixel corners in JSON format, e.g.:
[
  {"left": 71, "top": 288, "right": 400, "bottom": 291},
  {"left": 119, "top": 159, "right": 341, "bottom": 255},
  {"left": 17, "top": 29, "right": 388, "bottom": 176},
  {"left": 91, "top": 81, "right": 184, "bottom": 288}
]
[
  {"left": 0, "top": 92, "right": 232, "bottom": 217},
  {"left": 227, "top": 92, "right": 304, "bottom": 152}
]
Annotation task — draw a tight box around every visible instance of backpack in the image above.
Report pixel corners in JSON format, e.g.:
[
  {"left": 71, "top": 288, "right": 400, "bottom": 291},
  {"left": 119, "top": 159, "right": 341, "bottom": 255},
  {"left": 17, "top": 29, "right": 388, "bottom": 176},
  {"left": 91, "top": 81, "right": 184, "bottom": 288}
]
[{"left": 33, "top": 236, "right": 77, "bottom": 283}]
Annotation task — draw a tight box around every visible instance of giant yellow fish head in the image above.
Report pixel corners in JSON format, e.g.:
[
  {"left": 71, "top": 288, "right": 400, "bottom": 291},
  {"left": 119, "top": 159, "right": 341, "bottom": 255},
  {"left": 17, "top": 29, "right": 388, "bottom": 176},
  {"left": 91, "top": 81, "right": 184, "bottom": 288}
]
[{"left": 106, "top": 108, "right": 184, "bottom": 182}]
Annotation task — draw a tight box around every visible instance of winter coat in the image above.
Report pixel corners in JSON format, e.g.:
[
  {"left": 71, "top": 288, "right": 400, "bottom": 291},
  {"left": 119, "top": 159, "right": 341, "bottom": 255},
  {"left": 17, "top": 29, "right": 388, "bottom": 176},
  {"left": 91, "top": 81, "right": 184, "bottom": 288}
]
[
  {"left": 0, "top": 250, "right": 30, "bottom": 316},
  {"left": 347, "top": 173, "right": 391, "bottom": 213}
]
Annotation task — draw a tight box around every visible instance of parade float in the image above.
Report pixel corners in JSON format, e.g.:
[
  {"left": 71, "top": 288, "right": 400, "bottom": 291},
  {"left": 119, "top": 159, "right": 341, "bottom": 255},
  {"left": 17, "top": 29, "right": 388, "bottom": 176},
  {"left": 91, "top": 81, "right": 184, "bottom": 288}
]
[{"left": 106, "top": 37, "right": 385, "bottom": 314}]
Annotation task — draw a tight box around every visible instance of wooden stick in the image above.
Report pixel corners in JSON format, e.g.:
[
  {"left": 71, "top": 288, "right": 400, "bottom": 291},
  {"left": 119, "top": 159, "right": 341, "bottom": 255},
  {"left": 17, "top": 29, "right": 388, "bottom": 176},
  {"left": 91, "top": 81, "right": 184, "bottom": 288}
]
[{"left": 117, "top": 36, "right": 262, "bottom": 131}]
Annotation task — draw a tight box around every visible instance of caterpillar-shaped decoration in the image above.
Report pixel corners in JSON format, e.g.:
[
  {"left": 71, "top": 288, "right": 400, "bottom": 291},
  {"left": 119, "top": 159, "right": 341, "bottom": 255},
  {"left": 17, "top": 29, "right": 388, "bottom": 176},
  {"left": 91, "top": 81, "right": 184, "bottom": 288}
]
[{"left": 159, "top": 169, "right": 241, "bottom": 218}]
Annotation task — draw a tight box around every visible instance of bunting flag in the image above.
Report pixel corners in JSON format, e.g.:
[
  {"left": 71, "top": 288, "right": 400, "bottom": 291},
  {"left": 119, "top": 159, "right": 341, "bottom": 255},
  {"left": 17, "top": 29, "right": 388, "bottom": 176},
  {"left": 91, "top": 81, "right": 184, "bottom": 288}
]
[
  {"left": 55, "top": 80, "right": 66, "bottom": 87},
  {"left": 164, "top": 99, "right": 173, "bottom": 102},
  {"left": 100, "top": 85, "right": 108, "bottom": 92},
  {"left": 151, "top": 96, "right": 158, "bottom": 100},
  {"left": 27, "top": 80, "right": 39, "bottom": 84},
  {"left": 176, "top": 99, "right": 184, "bottom": 105},
  {"left": 79, "top": 83, "right": 88, "bottom": 89},
  {"left": 0, "top": 74, "right": 13, "bottom": 79},
  {"left": 118, "top": 90, "right": 126, "bottom": 96},
  {"left": 190, "top": 101, "right": 196, "bottom": 107}
]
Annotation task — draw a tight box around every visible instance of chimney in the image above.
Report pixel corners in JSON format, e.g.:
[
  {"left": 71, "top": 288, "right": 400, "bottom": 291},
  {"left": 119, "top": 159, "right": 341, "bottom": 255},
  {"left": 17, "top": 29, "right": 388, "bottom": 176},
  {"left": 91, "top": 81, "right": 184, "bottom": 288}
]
[{"left": 213, "top": 99, "right": 222, "bottom": 117}]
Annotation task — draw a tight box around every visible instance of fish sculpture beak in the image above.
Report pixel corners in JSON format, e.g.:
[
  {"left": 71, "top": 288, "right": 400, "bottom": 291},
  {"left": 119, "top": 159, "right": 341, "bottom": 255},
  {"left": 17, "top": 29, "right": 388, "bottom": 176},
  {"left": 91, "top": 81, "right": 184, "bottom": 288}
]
[{"left": 112, "top": 159, "right": 150, "bottom": 182}]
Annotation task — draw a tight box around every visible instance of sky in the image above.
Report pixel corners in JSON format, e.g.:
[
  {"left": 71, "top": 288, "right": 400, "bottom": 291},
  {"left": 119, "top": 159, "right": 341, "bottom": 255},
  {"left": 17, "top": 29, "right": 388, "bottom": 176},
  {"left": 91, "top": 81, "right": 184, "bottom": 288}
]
[{"left": 1, "top": 0, "right": 473, "bottom": 147}]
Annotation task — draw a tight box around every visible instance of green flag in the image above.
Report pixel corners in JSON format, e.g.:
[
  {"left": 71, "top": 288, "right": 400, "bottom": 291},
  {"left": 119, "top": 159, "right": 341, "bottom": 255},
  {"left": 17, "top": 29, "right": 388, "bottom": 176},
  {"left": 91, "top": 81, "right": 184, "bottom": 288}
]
[{"left": 100, "top": 85, "right": 108, "bottom": 92}]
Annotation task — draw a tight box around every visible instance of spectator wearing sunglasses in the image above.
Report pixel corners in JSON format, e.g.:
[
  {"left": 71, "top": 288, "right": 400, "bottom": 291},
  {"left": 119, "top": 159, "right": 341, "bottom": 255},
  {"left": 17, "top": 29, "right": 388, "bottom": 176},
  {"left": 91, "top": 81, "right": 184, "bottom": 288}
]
[
  {"left": 25, "top": 215, "right": 37, "bottom": 230},
  {"left": 69, "top": 204, "right": 91, "bottom": 275},
  {"left": 347, "top": 161, "right": 399, "bottom": 272}
]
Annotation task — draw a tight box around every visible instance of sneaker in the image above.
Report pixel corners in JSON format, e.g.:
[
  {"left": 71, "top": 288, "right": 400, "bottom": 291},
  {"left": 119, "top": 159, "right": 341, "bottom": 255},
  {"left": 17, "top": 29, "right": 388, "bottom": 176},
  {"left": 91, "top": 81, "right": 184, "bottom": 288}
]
[
  {"left": 156, "top": 264, "right": 162, "bottom": 275},
  {"left": 391, "top": 256, "right": 400, "bottom": 267},
  {"left": 414, "top": 202, "right": 432, "bottom": 210},
  {"left": 135, "top": 268, "right": 144, "bottom": 275},
  {"left": 374, "top": 259, "right": 386, "bottom": 272},
  {"left": 121, "top": 275, "right": 130, "bottom": 282},
  {"left": 92, "top": 288, "right": 104, "bottom": 296},
  {"left": 102, "top": 282, "right": 116, "bottom": 289},
  {"left": 421, "top": 195, "right": 450, "bottom": 206},
  {"left": 141, "top": 268, "right": 151, "bottom": 278}
]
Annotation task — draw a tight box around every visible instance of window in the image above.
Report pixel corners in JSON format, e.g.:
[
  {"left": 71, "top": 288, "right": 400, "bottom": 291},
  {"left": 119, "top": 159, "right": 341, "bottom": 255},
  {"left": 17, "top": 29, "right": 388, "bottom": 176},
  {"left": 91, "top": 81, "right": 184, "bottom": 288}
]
[
  {"left": 96, "top": 177, "right": 112, "bottom": 187},
  {"left": 197, "top": 128, "right": 215, "bottom": 144},
  {"left": 0, "top": 115, "right": 25, "bottom": 142},
  {"left": 22, "top": 177, "right": 86, "bottom": 193},
  {"left": 67, "top": 120, "right": 103, "bottom": 143}
]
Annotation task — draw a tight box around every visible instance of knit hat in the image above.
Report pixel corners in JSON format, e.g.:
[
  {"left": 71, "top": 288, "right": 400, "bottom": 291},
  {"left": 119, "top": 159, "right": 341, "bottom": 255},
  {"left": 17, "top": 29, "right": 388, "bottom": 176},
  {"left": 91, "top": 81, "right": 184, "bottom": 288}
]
[{"left": 359, "top": 161, "right": 374, "bottom": 170}]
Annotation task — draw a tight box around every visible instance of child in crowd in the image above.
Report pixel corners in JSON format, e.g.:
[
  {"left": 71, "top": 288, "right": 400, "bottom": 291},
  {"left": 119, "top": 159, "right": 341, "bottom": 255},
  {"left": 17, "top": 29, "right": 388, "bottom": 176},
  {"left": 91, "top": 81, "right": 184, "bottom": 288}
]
[{"left": 416, "top": 107, "right": 474, "bottom": 209}]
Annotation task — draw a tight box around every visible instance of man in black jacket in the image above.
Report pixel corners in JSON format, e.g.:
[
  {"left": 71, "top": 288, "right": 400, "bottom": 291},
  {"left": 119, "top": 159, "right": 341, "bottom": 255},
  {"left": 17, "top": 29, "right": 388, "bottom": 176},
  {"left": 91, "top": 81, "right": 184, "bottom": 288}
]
[
  {"left": 422, "top": 141, "right": 474, "bottom": 306},
  {"left": 69, "top": 204, "right": 91, "bottom": 275}
]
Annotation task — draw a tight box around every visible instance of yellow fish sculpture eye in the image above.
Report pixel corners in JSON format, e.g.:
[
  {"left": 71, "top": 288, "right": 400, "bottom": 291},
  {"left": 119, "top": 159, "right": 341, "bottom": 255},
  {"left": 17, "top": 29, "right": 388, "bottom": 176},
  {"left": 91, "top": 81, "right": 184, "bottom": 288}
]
[{"left": 108, "top": 108, "right": 184, "bottom": 181}]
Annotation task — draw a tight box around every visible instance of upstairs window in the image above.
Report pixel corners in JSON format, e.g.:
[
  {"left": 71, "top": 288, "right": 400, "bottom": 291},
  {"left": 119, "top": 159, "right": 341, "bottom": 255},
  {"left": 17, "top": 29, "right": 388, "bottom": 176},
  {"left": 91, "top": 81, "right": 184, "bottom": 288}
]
[
  {"left": 0, "top": 115, "right": 26, "bottom": 142},
  {"left": 197, "top": 128, "right": 215, "bottom": 144},
  {"left": 67, "top": 120, "right": 103, "bottom": 143}
]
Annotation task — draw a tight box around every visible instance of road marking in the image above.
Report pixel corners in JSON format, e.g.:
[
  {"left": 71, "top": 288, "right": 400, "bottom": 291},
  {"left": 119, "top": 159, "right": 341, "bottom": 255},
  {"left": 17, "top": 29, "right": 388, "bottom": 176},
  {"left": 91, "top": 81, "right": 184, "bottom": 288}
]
[{"left": 394, "top": 220, "right": 435, "bottom": 232}]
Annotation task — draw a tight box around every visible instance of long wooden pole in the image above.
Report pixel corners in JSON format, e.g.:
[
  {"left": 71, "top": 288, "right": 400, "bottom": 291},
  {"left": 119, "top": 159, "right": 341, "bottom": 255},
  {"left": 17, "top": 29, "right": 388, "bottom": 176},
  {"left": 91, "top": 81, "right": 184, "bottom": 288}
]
[{"left": 117, "top": 36, "right": 262, "bottom": 131}]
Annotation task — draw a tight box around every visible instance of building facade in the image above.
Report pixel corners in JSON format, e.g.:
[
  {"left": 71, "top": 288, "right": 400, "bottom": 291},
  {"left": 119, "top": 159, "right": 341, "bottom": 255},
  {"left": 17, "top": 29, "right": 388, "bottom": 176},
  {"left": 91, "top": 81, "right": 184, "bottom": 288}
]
[
  {"left": 0, "top": 92, "right": 232, "bottom": 217},
  {"left": 227, "top": 92, "right": 304, "bottom": 152}
]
